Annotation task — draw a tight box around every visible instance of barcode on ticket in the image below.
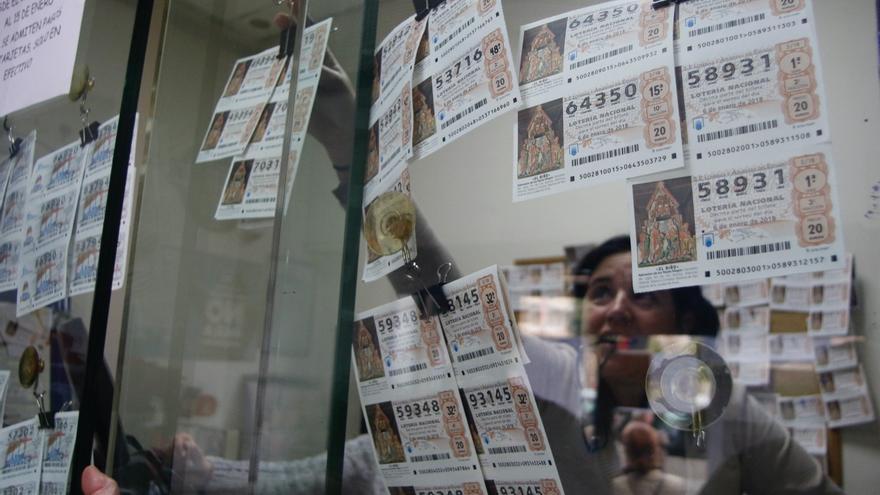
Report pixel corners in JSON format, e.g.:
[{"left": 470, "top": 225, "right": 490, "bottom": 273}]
[
  {"left": 410, "top": 452, "right": 452, "bottom": 462},
  {"left": 574, "top": 144, "right": 640, "bottom": 166},
  {"left": 456, "top": 346, "right": 495, "bottom": 362},
  {"left": 488, "top": 445, "right": 527, "bottom": 455},
  {"left": 442, "top": 98, "right": 488, "bottom": 130},
  {"left": 688, "top": 14, "right": 766, "bottom": 37},
  {"left": 569, "top": 44, "right": 634, "bottom": 70},
  {"left": 388, "top": 363, "right": 428, "bottom": 377},
  {"left": 697, "top": 119, "right": 778, "bottom": 143},
  {"left": 706, "top": 241, "right": 792, "bottom": 260},
  {"left": 437, "top": 18, "right": 476, "bottom": 52}
]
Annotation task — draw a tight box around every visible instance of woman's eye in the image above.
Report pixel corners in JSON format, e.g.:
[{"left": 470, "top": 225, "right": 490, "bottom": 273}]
[{"left": 587, "top": 286, "right": 612, "bottom": 303}]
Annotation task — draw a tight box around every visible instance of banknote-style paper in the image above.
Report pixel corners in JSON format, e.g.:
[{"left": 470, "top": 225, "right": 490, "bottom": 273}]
[
  {"left": 216, "top": 19, "right": 332, "bottom": 219},
  {"left": 776, "top": 394, "right": 825, "bottom": 427},
  {"left": 352, "top": 296, "right": 488, "bottom": 492},
  {"left": 513, "top": 1, "right": 683, "bottom": 201},
  {"left": 412, "top": 0, "right": 521, "bottom": 160},
  {"left": 458, "top": 366, "right": 564, "bottom": 492},
  {"left": 824, "top": 392, "right": 875, "bottom": 429},
  {"left": 678, "top": 0, "right": 816, "bottom": 58},
  {"left": 39, "top": 411, "right": 79, "bottom": 495},
  {"left": 439, "top": 266, "right": 527, "bottom": 376},
  {"left": 0, "top": 418, "right": 44, "bottom": 492},
  {"left": 680, "top": 18, "right": 829, "bottom": 160},
  {"left": 628, "top": 144, "right": 845, "bottom": 292},
  {"left": 722, "top": 306, "right": 769, "bottom": 332},
  {"left": 0, "top": 131, "right": 36, "bottom": 292},
  {"left": 352, "top": 296, "right": 455, "bottom": 399},
  {"left": 68, "top": 116, "right": 138, "bottom": 296},
  {"left": 812, "top": 338, "right": 858, "bottom": 372},
  {"left": 216, "top": 48, "right": 287, "bottom": 111},
  {"left": 788, "top": 426, "right": 826, "bottom": 456},
  {"left": 17, "top": 141, "right": 89, "bottom": 316},
  {"left": 362, "top": 167, "right": 417, "bottom": 282}
]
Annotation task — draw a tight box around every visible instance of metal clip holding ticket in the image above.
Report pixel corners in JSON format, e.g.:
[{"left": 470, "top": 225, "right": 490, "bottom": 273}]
[
  {"left": 406, "top": 260, "right": 454, "bottom": 320},
  {"left": 412, "top": 0, "right": 447, "bottom": 21},
  {"left": 652, "top": 0, "right": 691, "bottom": 9},
  {"left": 17, "top": 346, "right": 55, "bottom": 429},
  {"left": 2, "top": 117, "right": 23, "bottom": 159},
  {"left": 69, "top": 66, "right": 101, "bottom": 147}
]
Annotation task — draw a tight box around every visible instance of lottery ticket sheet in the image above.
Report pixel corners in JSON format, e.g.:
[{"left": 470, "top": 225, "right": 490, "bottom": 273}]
[
  {"left": 196, "top": 48, "right": 288, "bottom": 163},
  {"left": 411, "top": 0, "right": 522, "bottom": 160},
  {"left": 818, "top": 365, "right": 875, "bottom": 428},
  {"left": 514, "top": 0, "right": 684, "bottom": 201},
  {"left": 39, "top": 412, "right": 78, "bottom": 494},
  {"left": 788, "top": 426, "right": 827, "bottom": 456},
  {"left": 812, "top": 337, "right": 858, "bottom": 372},
  {"left": 215, "top": 19, "right": 332, "bottom": 220},
  {"left": 69, "top": 116, "right": 138, "bottom": 296},
  {"left": 362, "top": 167, "right": 417, "bottom": 282},
  {"left": 776, "top": 394, "right": 825, "bottom": 427},
  {"left": 0, "top": 131, "right": 36, "bottom": 291},
  {"left": 17, "top": 141, "right": 90, "bottom": 316},
  {"left": 628, "top": 143, "right": 846, "bottom": 292},
  {"left": 0, "top": 418, "right": 44, "bottom": 493},
  {"left": 352, "top": 296, "right": 488, "bottom": 492}
]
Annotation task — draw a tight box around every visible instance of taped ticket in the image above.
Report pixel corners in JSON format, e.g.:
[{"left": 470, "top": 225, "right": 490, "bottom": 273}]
[
  {"left": 514, "top": 1, "right": 683, "bottom": 201},
  {"left": 0, "top": 131, "right": 35, "bottom": 291},
  {"left": 628, "top": 144, "right": 845, "bottom": 292},
  {"left": 412, "top": 0, "right": 521, "bottom": 160},
  {"left": 680, "top": 21, "right": 829, "bottom": 160}
]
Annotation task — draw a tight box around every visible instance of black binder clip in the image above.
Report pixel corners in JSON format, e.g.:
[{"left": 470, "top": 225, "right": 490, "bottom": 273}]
[
  {"left": 69, "top": 66, "right": 100, "bottom": 147},
  {"left": 3, "top": 117, "right": 22, "bottom": 159},
  {"left": 652, "top": 0, "right": 689, "bottom": 9},
  {"left": 408, "top": 262, "right": 454, "bottom": 320},
  {"left": 413, "top": 0, "right": 446, "bottom": 21}
]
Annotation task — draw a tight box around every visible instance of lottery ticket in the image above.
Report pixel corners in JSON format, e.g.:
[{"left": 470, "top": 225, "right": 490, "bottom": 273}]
[
  {"left": 726, "top": 360, "right": 769, "bottom": 387},
  {"left": 273, "top": 18, "right": 334, "bottom": 95},
  {"left": 439, "top": 266, "right": 527, "bottom": 377},
  {"left": 723, "top": 280, "right": 769, "bottom": 307},
  {"left": 196, "top": 100, "right": 267, "bottom": 163},
  {"left": 412, "top": 0, "right": 521, "bottom": 160},
  {"left": 718, "top": 330, "right": 768, "bottom": 361},
  {"left": 768, "top": 333, "right": 813, "bottom": 362},
  {"left": 371, "top": 15, "right": 426, "bottom": 118},
  {"left": 817, "top": 365, "right": 868, "bottom": 401},
  {"left": 0, "top": 419, "right": 43, "bottom": 490},
  {"left": 776, "top": 394, "right": 825, "bottom": 426},
  {"left": 352, "top": 295, "right": 455, "bottom": 400},
  {"left": 216, "top": 48, "right": 287, "bottom": 111},
  {"left": 678, "top": 0, "right": 816, "bottom": 58},
  {"left": 30, "top": 239, "right": 70, "bottom": 309},
  {"left": 458, "top": 367, "right": 564, "bottom": 491},
  {"left": 628, "top": 143, "right": 845, "bottom": 292},
  {"left": 770, "top": 278, "right": 850, "bottom": 312},
  {"left": 0, "top": 131, "right": 35, "bottom": 291},
  {"left": 722, "top": 306, "right": 769, "bottom": 332},
  {"left": 807, "top": 308, "right": 849, "bottom": 337},
  {"left": 215, "top": 152, "right": 285, "bottom": 221},
  {"left": 680, "top": 19, "right": 829, "bottom": 160},
  {"left": 360, "top": 390, "right": 486, "bottom": 490},
  {"left": 365, "top": 81, "right": 413, "bottom": 200},
  {"left": 701, "top": 283, "right": 725, "bottom": 307},
  {"left": 788, "top": 425, "right": 826, "bottom": 455},
  {"left": 812, "top": 338, "right": 858, "bottom": 372},
  {"left": 518, "top": 0, "right": 675, "bottom": 105},
  {"left": 362, "top": 166, "right": 417, "bottom": 282},
  {"left": 39, "top": 411, "right": 78, "bottom": 494},
  {"left": 824, "top": 392, "right": 875, "bottom": 429},
  {"left": 513, "top": 1, "right": 683, "bottom": 201}
]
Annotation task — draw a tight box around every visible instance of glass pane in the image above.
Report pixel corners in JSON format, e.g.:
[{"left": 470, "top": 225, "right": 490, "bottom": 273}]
[{"left": 342, "top": 1, "right": 880, "bottom": 495}]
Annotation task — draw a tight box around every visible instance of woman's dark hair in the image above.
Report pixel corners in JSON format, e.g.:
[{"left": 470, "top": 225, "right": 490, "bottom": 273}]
[{"left": 572, "top": 235, "right": 719, "bottom": 337}]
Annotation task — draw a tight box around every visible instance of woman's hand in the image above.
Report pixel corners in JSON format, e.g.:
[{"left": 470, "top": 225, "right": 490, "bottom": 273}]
[{"left": 81, "top": 465, "right": 120, "bottom": 495}]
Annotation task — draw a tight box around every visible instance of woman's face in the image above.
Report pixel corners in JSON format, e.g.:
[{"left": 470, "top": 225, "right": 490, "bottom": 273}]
[{"left": 581, "top": 251, "right": 679, "bottom": 338}]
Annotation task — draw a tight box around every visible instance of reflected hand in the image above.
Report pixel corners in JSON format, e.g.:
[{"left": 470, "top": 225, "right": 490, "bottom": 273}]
[
  {"left": 81, "top": 465, "right": 120, "bottom": 495},
  {"left": 156, "top": 433, "right": 214, "bottom": 491}
]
